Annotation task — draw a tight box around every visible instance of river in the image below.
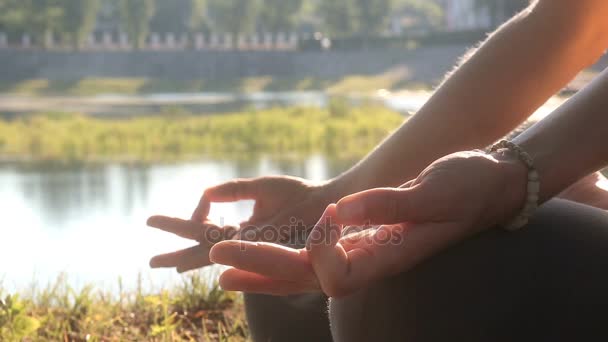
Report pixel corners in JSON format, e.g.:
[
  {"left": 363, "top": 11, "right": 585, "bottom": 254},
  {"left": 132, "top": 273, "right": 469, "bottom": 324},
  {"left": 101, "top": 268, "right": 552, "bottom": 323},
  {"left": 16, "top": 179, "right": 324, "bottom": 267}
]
[{"left": 0, "top": 90, "right": 566, "bottom": 291}]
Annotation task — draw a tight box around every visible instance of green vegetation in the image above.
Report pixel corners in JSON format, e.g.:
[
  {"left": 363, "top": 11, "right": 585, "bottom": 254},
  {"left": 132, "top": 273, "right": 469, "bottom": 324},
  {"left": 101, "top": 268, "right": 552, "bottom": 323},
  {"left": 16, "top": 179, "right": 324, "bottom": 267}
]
[
  {"left": 62, "top": 0, "right": 101, "bottom": 49},
  {"left": 474, "top": 0, "right": 529, "bottom": 27},
  {"left": 256, "top": 0, "right": 304, "bottom": 33},
  {"left": 0, "top": 273, "right": 248, "bottom": 341},
  {"left": 207, "top": 0, "right": 260, "bottom": 35},
  {"left": 0, "top": 0, "right": 531, "bottom": 47},
  {"left": 0, "top": 103, "right": 405, "bottom": 163},
  {"left": 118, "top": 0, "right": 156, "bottom": 49},
  {"left": 0, "top": 74, "right": 431, "bottom": 96},
  {"left": 0, "top": 0, "right": 448, "bottom": 49}
]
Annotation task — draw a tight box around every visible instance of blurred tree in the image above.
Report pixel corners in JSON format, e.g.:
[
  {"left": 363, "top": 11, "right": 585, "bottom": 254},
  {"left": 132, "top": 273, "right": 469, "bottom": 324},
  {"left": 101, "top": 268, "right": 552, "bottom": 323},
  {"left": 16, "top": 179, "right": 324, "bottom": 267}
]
[
  {"left": 0, "top": 0, "right": 64, "bottom": 46},
  {"left": 149, "top": 0, "right": 207, "bottom": 34},
  {"left": 257, "top": 0, "right": 303, "bottom": 33},
  {"left": 319, "top": 0, "right": 415, "bottom": 37},
  {"left": 474, "top": 0, "right": 529, "bottom": 27},
  {"left": 189, "top": 0, "right": 208, "bottom": 32},
  {"left": 207, "top": 0, "right": 259, "bottom": 34},
  {"left": 317, "top": 0, "right": 357, "bottom": 37},
  {"left": 393, "top": 0, "right": 443, "bottom": 31},
  {"left": 118, "top": 0, "right": 155, "bottom": 49},
  {"left": 354, "top": 0, "right": 392, "bottom": 36},
  {"left": 61, "top": 0, "right": 101, "bottom": 49}
]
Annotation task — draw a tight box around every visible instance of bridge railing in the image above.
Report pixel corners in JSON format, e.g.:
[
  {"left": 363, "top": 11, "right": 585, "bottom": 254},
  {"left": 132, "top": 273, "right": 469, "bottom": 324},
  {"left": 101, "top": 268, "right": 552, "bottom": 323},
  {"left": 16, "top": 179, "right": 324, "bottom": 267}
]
[{"left": 0, "top": 32, "right": 305, "bottom": 51}]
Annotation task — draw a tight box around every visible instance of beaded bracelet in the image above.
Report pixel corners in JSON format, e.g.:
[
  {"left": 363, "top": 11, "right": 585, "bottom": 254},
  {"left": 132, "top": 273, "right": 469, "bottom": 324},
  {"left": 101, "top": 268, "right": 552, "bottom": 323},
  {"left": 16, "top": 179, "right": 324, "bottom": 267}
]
[{"left": 489, "top": 140, "right": 540, "bottom": 231}]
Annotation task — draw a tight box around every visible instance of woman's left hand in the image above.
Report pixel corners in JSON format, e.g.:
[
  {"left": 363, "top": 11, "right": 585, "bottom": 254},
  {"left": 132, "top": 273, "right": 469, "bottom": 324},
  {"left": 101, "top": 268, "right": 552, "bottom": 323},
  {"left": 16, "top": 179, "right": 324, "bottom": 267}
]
[{"left": 210, "top": 151, "right": 528, "bottom": 297}]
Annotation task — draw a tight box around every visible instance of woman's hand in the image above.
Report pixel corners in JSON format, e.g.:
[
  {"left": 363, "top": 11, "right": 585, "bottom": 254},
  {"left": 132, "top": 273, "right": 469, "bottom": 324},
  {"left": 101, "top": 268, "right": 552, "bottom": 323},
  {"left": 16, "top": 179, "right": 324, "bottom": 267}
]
[
  {"left": 210, "top": 151, "right": 528, "bottom": 297},
  {"left": 147, "top": 175, "right": 339, "bottom": 273}
]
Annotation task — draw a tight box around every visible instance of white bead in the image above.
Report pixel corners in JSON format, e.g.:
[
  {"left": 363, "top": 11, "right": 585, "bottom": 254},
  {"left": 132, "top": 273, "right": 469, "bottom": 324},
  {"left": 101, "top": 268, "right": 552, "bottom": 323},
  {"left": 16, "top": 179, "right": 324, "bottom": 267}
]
[
  {"left": 527, "top": 194, "right": 539, "bottom": 203},
  {"left": 489, "top": 139, "right": 539, "bottom": 232},
  {"left": 528, "top": 170, "right": 539, "bottom": 181},
  {"left": 527, "top": 180, "right": 540, "bottom": 194}
]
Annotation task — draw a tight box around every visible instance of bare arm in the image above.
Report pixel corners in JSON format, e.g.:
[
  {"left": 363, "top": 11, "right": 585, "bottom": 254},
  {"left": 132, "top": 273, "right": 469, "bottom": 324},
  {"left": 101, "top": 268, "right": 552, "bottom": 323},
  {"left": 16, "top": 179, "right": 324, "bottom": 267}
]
[
  {"left": 513, "top": 68, "right": 608, "bottom": 204},
  {"left": 208, "top": 65, "right": 608, "bottom": 298},
  {"left": 330, "top": 0, "right": 608, "bottom": 198}
]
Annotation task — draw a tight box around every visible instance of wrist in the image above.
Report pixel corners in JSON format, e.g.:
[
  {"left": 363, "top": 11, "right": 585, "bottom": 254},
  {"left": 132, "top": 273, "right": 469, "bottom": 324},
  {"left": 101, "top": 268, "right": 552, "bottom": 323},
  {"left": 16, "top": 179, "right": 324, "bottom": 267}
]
[
  {"left": 321, "top": 174, "right": 359, "bottom": 204},
  {"left": 490, "top": 150, "right": 530, "bottom": 224}
]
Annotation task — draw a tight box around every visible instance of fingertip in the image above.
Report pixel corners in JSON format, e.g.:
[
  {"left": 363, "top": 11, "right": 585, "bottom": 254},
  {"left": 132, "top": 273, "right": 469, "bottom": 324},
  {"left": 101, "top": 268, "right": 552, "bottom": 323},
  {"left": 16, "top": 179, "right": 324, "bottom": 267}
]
[
  {"left": 308, "top": 204, "right": 342, "bottom": 250},
  {"left": 149, "top": 257, "right": 160, "bottom": 268},
  {"left": 193, "top": 201, "right": 211, "bottom": 222},
  {"left": 209, "top": 240, "right": 239, "bottom": 264},
  {"left": 146, "top": 215, "right": 163, "bottom": 227},
  {"left": 208, "top": 244, "right": 220, "bottom": 264},
  {"left": 217, "top": 268, "right": 234, "bottom": 289},
  {"left": 335, "top": 194, "right": 364, "bottom": 224},
  {"left": 325, "top": 203, "right": 338, "bottom": 216},
  {"left": 314, "top": 203, "right": 337, "bottom": 226}
]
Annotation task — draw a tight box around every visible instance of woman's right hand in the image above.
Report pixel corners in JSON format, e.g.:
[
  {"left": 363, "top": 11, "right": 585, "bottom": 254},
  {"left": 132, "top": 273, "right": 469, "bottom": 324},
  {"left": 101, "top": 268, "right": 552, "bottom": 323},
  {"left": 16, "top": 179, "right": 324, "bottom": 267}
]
[{"left": 147, "top": 175, "right": 341, "bottom": 273}]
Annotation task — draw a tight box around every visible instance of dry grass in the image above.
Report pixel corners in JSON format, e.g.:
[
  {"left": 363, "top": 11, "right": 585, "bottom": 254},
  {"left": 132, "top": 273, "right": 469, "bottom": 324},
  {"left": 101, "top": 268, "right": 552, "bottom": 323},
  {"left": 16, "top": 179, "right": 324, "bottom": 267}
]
[{"left": 0, "top": 273, "right": 249, "bottom": 341}]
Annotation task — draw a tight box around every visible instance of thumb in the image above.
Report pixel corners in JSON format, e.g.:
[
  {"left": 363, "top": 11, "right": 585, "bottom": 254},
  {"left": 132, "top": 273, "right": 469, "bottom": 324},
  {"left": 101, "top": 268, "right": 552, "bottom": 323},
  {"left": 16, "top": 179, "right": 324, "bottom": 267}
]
[
  {"left": 191, "top": 178, "right": 260, "bottom": 222},
  {"left": 307, "top": 204, "right": 352, "bottom": 297},
  {"left": 335, "top": 186, "right": 428, "bottom": 225}
]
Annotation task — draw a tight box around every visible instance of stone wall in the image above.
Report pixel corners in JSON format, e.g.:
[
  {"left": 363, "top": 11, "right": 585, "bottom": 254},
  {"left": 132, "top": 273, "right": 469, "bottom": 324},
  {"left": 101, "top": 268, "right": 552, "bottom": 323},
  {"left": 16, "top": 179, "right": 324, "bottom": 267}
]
[{"left": 0, "top": 45, "right": 470, "bottom": 82}]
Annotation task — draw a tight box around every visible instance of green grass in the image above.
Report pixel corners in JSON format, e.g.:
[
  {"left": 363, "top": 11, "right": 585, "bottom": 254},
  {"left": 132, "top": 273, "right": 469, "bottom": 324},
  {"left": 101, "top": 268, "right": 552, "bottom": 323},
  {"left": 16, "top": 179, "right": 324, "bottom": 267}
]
[
  {"left": 0, "top": 75, "right": 432, "bottom": 96},
  {"left": 0, "top": 273, "right": 248, "bottom": 341},
  {"left": 0, "top": 102, "right": 406, "bottom": 163}
]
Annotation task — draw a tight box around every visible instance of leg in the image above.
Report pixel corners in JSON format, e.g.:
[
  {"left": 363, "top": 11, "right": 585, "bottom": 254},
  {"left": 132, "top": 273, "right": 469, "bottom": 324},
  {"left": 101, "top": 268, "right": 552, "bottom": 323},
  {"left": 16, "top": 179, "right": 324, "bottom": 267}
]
[
  {"left": 559, "top": 171, "right": 608, "bottom": 210},
  {"left": 330, "top": 199, "right": 608, "bottom": 342},
  {"left": 245, "top": 293, "right": 332, "bottom": 342}
]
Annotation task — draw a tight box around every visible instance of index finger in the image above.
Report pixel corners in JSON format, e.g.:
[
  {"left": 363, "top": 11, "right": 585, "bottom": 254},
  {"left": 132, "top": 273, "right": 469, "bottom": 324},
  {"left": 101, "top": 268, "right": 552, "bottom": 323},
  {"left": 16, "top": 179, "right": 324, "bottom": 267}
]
[
  {"left": 209, "top": 240, "right": 315, "bottom": 282},
  {"left": 147, "top": 216, "right": 234, "bottom": 245}
]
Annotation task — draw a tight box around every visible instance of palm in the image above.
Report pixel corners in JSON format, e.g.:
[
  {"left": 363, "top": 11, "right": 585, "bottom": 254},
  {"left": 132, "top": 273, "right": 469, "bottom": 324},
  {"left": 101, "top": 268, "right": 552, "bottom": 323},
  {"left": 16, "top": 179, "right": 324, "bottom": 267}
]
[{"left": 241, "top": 176, "right": 320, "bottom": 226}]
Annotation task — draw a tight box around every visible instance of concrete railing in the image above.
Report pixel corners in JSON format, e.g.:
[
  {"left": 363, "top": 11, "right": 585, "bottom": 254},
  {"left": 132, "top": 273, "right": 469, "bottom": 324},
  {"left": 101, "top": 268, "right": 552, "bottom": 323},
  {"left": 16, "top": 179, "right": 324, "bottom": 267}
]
[{"left": 0, "top": 32, "right": 302, "bottom": 51}]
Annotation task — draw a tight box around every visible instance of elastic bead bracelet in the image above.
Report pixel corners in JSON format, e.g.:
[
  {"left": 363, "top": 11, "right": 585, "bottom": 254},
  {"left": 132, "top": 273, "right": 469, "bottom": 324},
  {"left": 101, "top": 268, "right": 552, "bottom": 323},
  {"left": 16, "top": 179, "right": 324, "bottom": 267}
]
[{"left": 489, "top": 140, "right": 540, "bottom": 231}]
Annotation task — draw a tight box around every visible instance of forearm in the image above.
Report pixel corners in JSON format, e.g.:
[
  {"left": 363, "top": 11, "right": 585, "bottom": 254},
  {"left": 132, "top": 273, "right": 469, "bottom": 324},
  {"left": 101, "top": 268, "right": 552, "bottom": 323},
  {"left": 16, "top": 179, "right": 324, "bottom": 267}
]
[
  {"left": 330, "top": 1, "right": 608, "bottom": 198},
  {"left": 513, "top": 68, "right": 608, "bottom": 203}
]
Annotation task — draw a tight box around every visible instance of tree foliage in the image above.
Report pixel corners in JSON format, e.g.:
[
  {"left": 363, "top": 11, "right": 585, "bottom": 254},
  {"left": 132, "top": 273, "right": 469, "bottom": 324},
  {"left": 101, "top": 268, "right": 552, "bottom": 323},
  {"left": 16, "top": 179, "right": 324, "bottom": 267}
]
[
  {"left": 318, "top": 0, "right": 394, "bottom": 37},
  {"left": 61, "top": 0, "right": 101, "bottom": 48},
  {"left": 118, "top": 0, "right": 155, "bottom": 49},
  {"left": 317, "top": 0, "right": 358, "bottom": 37},
  {"left": 0, "top": 0, "right": 64, "bottom": 45},
  {"left": 207, "top": 0, "right": 259, "bottom": 34},
  {"left": 474, "top": 0, "right": 529, "bottom": 27},
  {"left": 393, "top": 0, "right": 443, "bottom": 30},
  {"left": 257, "top": 0, "right": 303, "bottom": 33},
  {"left": 189, "top": 0, "right": 208, "bottom": 32},
  {"left": 354, "top": 0, "right": 392, "bottom": 36},
  {"left": 148, "top": 0, "right": 207, "bottom": 35},
  {"left": 0, "top": 0, "right": 450, "bottom": 46}
]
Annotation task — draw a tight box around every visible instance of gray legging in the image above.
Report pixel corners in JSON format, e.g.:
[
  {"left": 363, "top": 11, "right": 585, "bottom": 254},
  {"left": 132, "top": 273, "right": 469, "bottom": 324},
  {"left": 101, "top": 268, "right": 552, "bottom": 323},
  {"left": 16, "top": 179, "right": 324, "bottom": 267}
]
[{"left": 245, "top": 199, "right": 608, "bottom": 342}]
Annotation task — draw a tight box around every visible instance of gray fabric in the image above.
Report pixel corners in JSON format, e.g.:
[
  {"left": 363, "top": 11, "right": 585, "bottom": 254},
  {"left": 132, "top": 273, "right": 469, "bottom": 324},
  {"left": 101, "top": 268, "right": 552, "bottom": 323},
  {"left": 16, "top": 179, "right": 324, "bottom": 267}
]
[{"left": 330, "top": 199, "right": 608, "bottom": 342}]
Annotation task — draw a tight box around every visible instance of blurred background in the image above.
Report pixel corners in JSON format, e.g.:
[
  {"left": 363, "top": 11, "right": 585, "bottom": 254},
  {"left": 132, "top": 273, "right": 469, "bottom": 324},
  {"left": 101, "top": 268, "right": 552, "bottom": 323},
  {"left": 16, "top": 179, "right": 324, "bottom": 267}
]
[{"left": 0, "top": 0, "right": 606, "bottom": 340}]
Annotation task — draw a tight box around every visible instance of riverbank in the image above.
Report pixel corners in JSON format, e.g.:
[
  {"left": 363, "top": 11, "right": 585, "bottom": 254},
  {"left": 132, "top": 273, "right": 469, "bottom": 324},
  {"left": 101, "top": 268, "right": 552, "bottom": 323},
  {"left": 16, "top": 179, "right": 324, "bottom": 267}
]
[
  {"left": 0, "top": 104, "right": 404, "bottom": 163},
  {"left": 0, "top": 273, "right": 248, "bottom": 341},
  {"left": 0, "top": 74, "right": 432, "bottom": 98}
]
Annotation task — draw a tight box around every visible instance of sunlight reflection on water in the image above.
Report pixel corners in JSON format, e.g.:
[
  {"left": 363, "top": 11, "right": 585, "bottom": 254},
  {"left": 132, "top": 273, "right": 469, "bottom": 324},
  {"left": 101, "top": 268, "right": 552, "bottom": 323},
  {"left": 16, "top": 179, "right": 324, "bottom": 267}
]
[{"left": 0, "top": 155, "right": 349, "bottom": 291}]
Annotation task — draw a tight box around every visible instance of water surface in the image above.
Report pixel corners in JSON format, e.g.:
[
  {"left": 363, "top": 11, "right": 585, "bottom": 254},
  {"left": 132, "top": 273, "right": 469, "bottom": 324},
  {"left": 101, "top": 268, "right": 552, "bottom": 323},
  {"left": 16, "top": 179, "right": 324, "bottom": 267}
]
[{"left": 0, "top": 155, "right": 350, "bottom": 291}]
